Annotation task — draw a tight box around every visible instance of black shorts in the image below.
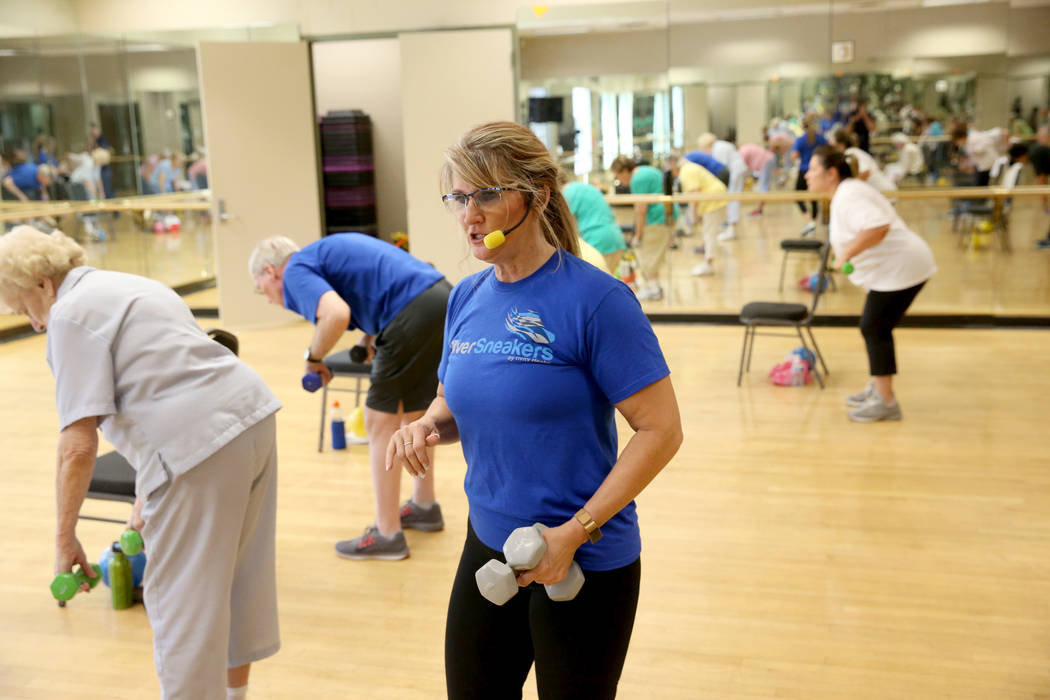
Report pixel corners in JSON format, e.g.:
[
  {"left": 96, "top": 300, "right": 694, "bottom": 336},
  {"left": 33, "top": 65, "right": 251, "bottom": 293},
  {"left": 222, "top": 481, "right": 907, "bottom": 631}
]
[{"left": 367, "top": 278, "right": 451, "bottom": 413}]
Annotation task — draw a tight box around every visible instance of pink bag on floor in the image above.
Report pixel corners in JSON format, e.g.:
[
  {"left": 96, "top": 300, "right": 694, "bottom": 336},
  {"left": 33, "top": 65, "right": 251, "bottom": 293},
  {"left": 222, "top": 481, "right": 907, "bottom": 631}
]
[{"left": 769, "top": 360, "right": 811, "bottom": 386}]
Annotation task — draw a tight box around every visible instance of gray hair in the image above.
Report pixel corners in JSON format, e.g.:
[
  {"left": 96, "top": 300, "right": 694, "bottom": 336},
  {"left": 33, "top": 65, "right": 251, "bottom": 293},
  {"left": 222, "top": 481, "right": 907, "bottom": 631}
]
[
  {"left": 248, "top": 236, "right": 300, "bottom": 278},
  {"left": 0, "top": 226, "right": 85, "bottom": 296}
]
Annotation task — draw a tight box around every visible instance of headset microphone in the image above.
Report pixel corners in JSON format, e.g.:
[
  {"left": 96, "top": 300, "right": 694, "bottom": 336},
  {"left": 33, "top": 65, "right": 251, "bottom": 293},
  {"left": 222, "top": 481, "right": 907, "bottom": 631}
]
[{"left": 482, "top": 197, "right": 532, "bottom": 249}]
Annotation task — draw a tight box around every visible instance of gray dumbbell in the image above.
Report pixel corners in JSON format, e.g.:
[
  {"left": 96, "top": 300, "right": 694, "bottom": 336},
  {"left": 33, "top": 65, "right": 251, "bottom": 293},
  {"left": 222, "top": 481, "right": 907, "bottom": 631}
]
[{"left": 474, "top": 523, "right": 585, "bottom": 605}]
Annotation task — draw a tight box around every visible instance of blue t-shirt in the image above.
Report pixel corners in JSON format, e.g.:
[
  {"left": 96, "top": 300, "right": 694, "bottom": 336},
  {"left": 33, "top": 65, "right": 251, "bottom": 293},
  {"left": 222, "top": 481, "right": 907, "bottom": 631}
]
[
  {"left": 684, "top": 150, "right": 725, "bottom": 175},
  {"left": 6, "top": 162, "right": 40, "bottom": 192},
  {"left": 150, "top": 159, "right": 174, "bottom": 193},
  {"left": 563, "top": 182, "right": 627, "bottom": 255},
  {"left": 282, "top": 233, "right": 444, "bottom": 335},
  {"left": 439, "top": 251, "right": 670, "bottom": 571},
  {"left": 793, "top": 133, "right": 828, "bottom": 172}
]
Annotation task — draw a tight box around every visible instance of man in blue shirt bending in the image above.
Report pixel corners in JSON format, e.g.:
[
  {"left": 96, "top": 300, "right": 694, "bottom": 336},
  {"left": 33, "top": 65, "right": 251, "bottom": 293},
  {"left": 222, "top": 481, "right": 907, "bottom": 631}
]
[{"left": 250, "top": 233, "right": 451, "bottom": 560}]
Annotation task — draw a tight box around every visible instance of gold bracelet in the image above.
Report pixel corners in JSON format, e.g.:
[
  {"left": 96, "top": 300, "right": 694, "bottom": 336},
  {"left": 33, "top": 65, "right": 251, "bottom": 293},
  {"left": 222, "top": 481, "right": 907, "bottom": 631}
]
[{"left": 574, "top": 508, "right": 603, "bottom": 544}]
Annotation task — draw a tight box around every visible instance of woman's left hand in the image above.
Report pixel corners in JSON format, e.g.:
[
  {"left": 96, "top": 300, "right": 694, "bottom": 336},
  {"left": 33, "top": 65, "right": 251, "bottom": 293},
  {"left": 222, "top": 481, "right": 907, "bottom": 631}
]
[{"left": 515, "top": 521, "right": 587, "bottom": 588}]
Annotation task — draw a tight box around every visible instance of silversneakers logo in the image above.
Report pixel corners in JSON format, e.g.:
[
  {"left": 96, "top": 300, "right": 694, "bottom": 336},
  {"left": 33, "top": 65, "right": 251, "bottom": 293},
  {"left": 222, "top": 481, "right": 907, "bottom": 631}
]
[
  {"left": 447, "top": 307, "right": 556, "bottom": 363},
  {"left": 505, "top": 308, "right": 555, "bottom": 344}
]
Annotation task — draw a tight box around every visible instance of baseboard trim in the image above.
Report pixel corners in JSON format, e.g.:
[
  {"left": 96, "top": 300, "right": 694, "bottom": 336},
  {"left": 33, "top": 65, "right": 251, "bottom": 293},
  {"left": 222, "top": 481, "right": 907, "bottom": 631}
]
[{"left": 647, "top": 313, "right": 1050, "bottom": 329}]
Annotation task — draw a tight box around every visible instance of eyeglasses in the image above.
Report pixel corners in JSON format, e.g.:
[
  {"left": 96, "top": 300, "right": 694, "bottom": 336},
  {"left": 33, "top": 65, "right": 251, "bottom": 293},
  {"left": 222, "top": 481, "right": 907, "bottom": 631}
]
[{"left": 441, "top": 187, "right": 518, "bottom": 213}]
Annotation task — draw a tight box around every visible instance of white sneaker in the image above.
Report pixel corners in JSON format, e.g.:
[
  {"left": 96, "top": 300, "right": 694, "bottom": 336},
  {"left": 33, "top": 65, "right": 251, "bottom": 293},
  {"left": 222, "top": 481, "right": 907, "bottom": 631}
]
[
  {"left": 800, "top": 222, "right": 816, "bottom": 237},
  {"left": 717, "top": 227, "right": 737, "bottom": 242},
  {"left": 691, "top": 261, "right": 715, "bottom": 276},
  {"left": 636, "top": 286, "right": 664, "bottom": 301}
]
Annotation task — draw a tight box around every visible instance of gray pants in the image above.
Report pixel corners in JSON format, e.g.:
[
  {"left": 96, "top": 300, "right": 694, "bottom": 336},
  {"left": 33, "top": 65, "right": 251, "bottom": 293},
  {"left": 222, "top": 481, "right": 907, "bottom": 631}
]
[{"left": 141, "top": 413, "right": 280, "bottom": 700}]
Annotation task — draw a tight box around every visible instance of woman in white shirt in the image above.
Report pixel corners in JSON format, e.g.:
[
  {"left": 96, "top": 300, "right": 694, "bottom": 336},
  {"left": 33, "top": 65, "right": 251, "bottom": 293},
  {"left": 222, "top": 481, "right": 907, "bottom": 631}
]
[
  {"left": 830, "top": 128, "right": 896, "bottom": 193},
  {"left": 804, "top": 147, "right": 937, "bottom": 423},
  {"left": 0, "top": 226, "right": 282, "bottom": 699}
]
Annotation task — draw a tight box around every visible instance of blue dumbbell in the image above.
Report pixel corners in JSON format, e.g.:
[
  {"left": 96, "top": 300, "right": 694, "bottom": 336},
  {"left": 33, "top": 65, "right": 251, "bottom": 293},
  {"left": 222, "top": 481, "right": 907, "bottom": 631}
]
[{"left": 302, "top": 372, "right": 322, "bottom": 392}]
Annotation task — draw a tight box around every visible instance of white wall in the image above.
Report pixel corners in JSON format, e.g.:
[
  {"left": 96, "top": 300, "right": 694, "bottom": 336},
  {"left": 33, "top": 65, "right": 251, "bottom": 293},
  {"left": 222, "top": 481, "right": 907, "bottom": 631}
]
[
  {"left": 976, "top": 76, "right": 1008, "bottom": 131},
  {"left": 0, "top": 0, "right": 76, "bottom": 36},
  {"left": 735, "top": 83, "right": 765, "bottom": 146},
  {"left": 830, "top": 4, "right": 1008, "bottom": 62},
  {"left": 69, "top": 0, "right": 608, "bottom": 36},
  {"left": 399, "top": 28, "right": 515, "bottom": 285},
  {"left": 312, "top": 39, "right": 406, "bottom": 240},
  {"left": 680, "top": 84, "right": 708, "bottom": 148},
  {"left": 520, "top": 29, "right": 667, "bottom": 81},
  {"left": 706, "top": 85, "right": 735, "bottom": 141},
  {"left": 0, "top": 50, "right": 197, "bottom": 96}
]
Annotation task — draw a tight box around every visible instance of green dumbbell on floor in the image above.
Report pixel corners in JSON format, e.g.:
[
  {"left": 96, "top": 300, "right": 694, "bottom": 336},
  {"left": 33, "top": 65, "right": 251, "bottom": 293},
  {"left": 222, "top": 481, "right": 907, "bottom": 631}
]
[{"left": 51, "top": 563, "right": 103, "bottom": 602}]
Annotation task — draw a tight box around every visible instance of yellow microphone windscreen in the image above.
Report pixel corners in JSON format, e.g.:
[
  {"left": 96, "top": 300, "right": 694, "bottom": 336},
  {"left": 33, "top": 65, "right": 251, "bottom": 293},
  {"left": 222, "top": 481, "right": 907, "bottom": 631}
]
[{"left": 483, "top": 230, "right": 506, "bottom": 249}]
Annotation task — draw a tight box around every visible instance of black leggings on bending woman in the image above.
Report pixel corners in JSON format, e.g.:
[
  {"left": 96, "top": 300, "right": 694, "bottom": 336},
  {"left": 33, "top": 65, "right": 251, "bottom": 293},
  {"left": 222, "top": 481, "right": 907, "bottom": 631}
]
[
  {"left": 445, "top": 521, "right": 641, "bottom": 700},
  {"left": 795, "top": 170, "right": 818, "bottom": 219},
  {"left": 860, "top": 282, "right": 926, "bottom": 376}
]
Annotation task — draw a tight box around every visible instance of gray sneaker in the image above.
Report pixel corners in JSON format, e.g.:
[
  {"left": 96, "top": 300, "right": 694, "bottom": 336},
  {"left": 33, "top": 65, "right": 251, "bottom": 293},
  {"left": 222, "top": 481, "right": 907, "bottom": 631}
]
[
  {"left": 845, "top": 381, "right": 875, "bottom": 407},
  {"left": 400, "top": 500, "right": 444, "bottom": 532},
  {"left": 848, "top": 394, "right": 902, "bottom": 423},
  {"left": 335, "top": 525, "right": 409, "bottom": 561}
]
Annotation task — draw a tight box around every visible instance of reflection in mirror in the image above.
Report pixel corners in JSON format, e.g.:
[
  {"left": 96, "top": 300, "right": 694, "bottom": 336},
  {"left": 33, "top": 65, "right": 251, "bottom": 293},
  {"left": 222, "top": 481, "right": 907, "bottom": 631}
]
[
  {"left": 518, "top": 1, "right": 670, "bottom": 190},
  {"left": 0, "top": 33, "right": 213, "bottom": 301},
  {"left": 1, "top": 24, "right": 298, "bottom": 334},
  {"left": 519, "top": 1, "right": 1050, "bottom": 318}
]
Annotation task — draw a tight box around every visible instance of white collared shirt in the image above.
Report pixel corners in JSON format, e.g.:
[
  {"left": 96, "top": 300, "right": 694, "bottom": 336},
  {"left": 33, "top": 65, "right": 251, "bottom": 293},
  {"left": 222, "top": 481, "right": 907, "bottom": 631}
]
[{"left": 46, "top": 267, "right": 281, "bottom": 496}]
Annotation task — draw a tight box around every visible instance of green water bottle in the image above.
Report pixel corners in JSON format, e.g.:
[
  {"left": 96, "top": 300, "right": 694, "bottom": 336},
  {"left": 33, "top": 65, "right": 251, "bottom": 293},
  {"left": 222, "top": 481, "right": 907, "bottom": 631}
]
[{"left": 109, "top": 543, "right": 134, "bottom": 610}]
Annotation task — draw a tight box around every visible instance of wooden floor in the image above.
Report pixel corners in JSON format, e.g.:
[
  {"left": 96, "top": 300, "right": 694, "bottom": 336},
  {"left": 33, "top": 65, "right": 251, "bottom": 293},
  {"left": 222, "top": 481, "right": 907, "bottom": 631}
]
[{"left": 2, "top": 321, "right": 1050, "bottom": 698}]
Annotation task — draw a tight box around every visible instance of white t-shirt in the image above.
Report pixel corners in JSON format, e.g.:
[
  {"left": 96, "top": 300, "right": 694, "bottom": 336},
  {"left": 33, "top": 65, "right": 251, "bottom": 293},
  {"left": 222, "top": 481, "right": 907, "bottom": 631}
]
[
  {"left": 966, "top": 128, "right": 1004, "bottom": 172},
  {"left": 830, "top": 179, "right": 937, "bottom": 292},
  {"left": 900, "top": 142, "right": 925, "bottom": 175},
  {"left": 68, "top": 153, "right": 100, "bottom": 185},
  {"left": 847, "top": 147, "right": 895, "bottom": 192},
  {"left": 47, "top": 267, "right": 282, "bottom": 497},
  {"left": 712, "top": 140, "right": 748, "bottom": 176},
  {"left": 1001, "top": 161, "right": 1023, "bottom": 189}
]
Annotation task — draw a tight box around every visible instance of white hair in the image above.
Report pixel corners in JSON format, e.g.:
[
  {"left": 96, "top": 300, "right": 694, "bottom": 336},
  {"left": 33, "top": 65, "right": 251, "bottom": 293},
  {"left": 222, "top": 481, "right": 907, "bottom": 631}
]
[
  {"left": 248, "top": 236, "right": 300, "bottom": 278},
  {"left": 696, "top": 133, "right": 717, "bottom": 152},
  {"left": 0, "top": 226, "right": 85, "bottom": 301}
]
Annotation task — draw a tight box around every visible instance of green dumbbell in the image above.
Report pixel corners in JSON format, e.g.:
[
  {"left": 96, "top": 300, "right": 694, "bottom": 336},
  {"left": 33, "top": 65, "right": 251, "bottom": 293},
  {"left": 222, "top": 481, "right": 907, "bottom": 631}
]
[
  {"left": 120, "top": 529, "right": 144, "bottom": 556},
  {"left": 841, "top": 261, "right": 854, "bottom": 275},
  {"left": 51, "top": 563, "right": 103, "bottom": 602}
]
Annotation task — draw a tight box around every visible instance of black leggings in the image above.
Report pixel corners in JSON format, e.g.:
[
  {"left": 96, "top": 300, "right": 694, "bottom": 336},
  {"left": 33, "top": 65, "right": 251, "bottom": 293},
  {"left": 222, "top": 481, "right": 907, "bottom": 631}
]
[
  {"left": 445, "top": 521, "right": 641, "bottom": 700},
  {"left": 795, "top": 170, "right": 818, "bottom": 219},
  {"left": 860, "top": 282, "right": 926, "bottom": 376}
]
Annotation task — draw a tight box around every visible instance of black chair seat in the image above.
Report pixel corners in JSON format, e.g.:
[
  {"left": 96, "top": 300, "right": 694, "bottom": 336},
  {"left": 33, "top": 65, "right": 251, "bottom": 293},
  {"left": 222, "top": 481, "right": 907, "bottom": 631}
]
[
  {"left": 962, "top": 203, "right": 994, "bottom": 215},
  {"left": 89, "top": 451, "right": 137, "bottom": 500},
  {"left": 780, "top": 238, "right": 823, "bottom": 251},
  {"left": 741, "top": 301, "right": 808, "bottom": 323},
  {"left": 324, "top": 349, "right": 372, "bottom": 375}
]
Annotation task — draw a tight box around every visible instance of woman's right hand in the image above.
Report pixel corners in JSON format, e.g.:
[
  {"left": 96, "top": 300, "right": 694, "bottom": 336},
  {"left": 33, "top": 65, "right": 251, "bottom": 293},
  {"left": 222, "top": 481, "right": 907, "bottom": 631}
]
[{"left": 386, "top": 417, "right": 440, "bottom": 478}]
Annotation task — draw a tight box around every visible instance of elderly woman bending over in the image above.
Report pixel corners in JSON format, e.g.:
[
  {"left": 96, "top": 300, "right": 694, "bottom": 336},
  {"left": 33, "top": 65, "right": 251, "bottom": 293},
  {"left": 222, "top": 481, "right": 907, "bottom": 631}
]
[{"left": 0, "top": 226, "right": 282, "bottom": 700}]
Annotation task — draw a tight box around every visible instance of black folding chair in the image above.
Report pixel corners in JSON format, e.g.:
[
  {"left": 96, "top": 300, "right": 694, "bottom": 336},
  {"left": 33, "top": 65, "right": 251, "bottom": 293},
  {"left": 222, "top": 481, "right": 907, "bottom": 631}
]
[{"left": 738, "top": 241, "right": 831, "bottom": 388}]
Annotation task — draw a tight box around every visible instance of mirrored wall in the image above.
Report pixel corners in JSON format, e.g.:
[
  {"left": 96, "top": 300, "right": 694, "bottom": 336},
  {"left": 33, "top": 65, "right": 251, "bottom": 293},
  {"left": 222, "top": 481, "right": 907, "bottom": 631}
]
[
  {"left": 517, "top": 0, "right": 1050, "bottom": 318},
  {"left": 0, "top": 24, "right": 299, "bottom": 330}
]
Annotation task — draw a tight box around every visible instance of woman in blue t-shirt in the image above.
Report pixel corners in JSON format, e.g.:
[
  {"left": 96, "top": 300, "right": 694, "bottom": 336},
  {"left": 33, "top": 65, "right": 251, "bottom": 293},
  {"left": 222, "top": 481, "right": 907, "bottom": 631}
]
[
  {"left": 792, "top": 115, "right": 828, "bottom": 236},
  {"left": 387, "top": 122, "right": 683, "bottom": 699}
]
